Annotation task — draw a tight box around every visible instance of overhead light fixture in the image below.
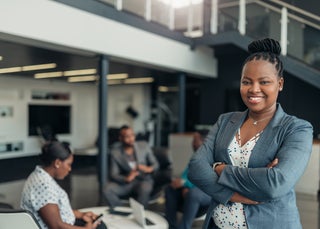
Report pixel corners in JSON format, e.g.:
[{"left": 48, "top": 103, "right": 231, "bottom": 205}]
[
  {"left": 64, "top": 68, "right": 97, "bottom": 76},
  {"left": 0, "top": 63, "right": 56, "bottom": 74},
  {"left": 124, "top": 77, "right": 154, "bottom": 84},
  {"left": 34, "top": 71, "right": 63, "bottom": 79},
  {"left": 158, "top": 86, "right": 179, "bottom": 92},
  {"left": 158, "top": 86, "right": 169, "bottom": 92},
  {"left": 0, "top": 56, "right": 3, "bottom": 61},
  {"left": 160, "top": 0, "right": 203, "bottom": 8},
  {"left": 107, "top": 79, "right": 123, "bottom": 85},
  {"left": 183, "top": 30, "right": 203, "bottom": 38},
  {"left": 107, "top": 73, "right": 128, "bottom": 80},
  {"left": 22, "top": 63, "right": 57, "bottom": 71},
  {"left": 68, "top": 75, "right": 97, "bottom": 82},
  {"left": 0, "top": 66, "right": 22, "bottom": 74}
]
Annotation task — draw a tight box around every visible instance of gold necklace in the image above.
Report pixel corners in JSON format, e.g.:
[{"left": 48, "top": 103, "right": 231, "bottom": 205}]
[{"left": 249, "top": 115, "right": 273, "bottom": 125}]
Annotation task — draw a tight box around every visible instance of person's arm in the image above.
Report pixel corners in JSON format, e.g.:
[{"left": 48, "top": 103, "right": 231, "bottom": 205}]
[
  {"left": 217, "top": 119, "right": 313, "bottom": 202},
  {"left": 39, "top": 204, "right": 97, "bottom": 229},
  {"left": 215, "top": 159, "right": 279, "bottom": 204},
  {"left": 109, "top": 150, "right": 130, "bottom": 183},
  {"left": 180, "top": 167, "right": 194, "bottom": 188},
  {"left": 188, "top": 114, "right": 236, "bottom": 205},
  {"left": 137, "top": 141, "right": 159, "bottom": 173}
]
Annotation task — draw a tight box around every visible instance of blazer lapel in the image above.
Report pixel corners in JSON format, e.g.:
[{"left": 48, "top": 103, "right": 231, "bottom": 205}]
[
  {"left": 218, "top": 111, "right": 247, "bottom": 163},
  {"left": 248, "top": 104, "right": 285, "bottom": 167}
]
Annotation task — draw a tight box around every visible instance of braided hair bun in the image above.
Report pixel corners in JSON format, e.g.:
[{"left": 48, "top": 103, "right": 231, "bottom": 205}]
[
  {"left": 244, "top": 38, "right": 284, "bottom": 77},
  {"left": 248, "top": 38, "right": 281, "bottom": 56}
]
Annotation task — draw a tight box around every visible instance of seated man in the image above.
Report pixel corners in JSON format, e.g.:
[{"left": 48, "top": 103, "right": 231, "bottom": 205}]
[
  {"left": 165, "top": 130, "right": 211, "bottom": 229},
  {"left": 104, "top": 125, "right": 159, "bottom": 208}
]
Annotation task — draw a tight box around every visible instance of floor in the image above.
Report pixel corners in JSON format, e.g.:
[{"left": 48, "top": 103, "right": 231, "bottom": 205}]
[{"left": 70, "top": 172, "right": 319, "bottom": 229}]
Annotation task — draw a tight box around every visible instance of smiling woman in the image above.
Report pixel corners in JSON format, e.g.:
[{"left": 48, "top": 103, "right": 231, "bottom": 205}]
[{"left": 187, "top": 38, "right": 313, "bottom": 229}]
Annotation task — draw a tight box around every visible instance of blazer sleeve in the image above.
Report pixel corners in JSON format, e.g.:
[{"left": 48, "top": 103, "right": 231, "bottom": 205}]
[
  {"left": 136, "top": 141, "right": 159, "bottom": 172},
  {"left": 145, "top": 143, "right": 159, "bottom": 172},
  {"left": 188, "top": 115, "right": 234, "bottom": 205},
  {"left": 218, "top": 118, "right": 313, "bottom": 202},
  {"left": 109, "top": 148, "right": 128, "bottom": 184}
]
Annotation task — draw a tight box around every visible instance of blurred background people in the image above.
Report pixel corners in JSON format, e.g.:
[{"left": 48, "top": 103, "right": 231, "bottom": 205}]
[
  {"left": 103, "top": 125, "right": 159, "bottom": 208},
  {"left": 165, "top": 129, "right": 211, "bottom": 229}
]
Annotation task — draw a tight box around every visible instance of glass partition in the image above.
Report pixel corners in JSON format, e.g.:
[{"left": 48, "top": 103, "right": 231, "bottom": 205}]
[
  {"left": 151, "top": 0, "right": 171, "bottom": 28},
  {"left": 303, "top": 26, "right": 320, "bottom": 71},
  {"left": 218, "top": 4, "right": 239, "bottom": 33}
]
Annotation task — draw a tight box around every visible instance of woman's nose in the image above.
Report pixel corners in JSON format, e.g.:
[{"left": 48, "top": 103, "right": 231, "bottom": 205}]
[{"left": 249, "top": 82, "right": 261, "bottom": 92}]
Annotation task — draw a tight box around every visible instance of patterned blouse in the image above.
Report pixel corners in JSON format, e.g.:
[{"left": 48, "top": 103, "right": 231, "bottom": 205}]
[
  {"left": 213, "top": 129, "right": 262, "bottom": 229},
  {"left": 20, "top": 166, "right": 75, "bottom": 229}
]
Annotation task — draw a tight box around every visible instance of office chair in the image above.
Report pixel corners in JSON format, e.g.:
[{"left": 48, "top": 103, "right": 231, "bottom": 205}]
[{"left": 0, "top": 208, "right": 41, "bottom": 229}]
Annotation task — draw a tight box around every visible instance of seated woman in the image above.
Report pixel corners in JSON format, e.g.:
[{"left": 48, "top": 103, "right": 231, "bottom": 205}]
[{"left": 20, "top": 141, "right": 106, "bottom": 229}]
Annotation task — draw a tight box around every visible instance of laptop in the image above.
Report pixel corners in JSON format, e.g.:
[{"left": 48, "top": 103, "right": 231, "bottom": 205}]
[{"left": 129, "top": 198, "right": 155, "bottom": 228}]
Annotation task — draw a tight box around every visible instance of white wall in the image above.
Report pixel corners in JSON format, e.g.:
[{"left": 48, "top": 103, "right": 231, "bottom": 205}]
[{"left": 0, "top": 76, "right": 151, "bottom": 159}]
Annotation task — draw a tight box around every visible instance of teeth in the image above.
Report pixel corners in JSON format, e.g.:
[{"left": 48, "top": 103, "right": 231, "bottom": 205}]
[{"left": 249, "top": 97, "right": 262, "bottom": 102}]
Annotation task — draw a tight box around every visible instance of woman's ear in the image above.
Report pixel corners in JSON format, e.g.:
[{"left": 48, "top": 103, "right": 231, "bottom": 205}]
[
  {"left": 54, "top": 159, "right": 61, "bottom": 169},
  {"left": 279, "top": 77, "right": 284, "bottom": 91}
]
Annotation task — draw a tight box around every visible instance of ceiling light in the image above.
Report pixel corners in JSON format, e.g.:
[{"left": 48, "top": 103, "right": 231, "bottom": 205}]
[
  {"left": 22, "top": 63, "right": 57, "bottom": 71},
  {"left": 107, "top": 79, "right": 123, "bottom": 85},
  {"left": 0, "top": 66, "right": 22, "bottom": 74},
  {"left": 107, "top": 73, "right": 128, "bottom": 80},
  {"left": 34, "top": 72, "right": 63, "bottom": 79},
  {"left": 158, "top": 86, "right": 169, "bottom": 92},
  {"left": 124, "top": 77, "right": 154, "bottom": 84},
  {"left": 158, "top": 86, "right": 179, "bottom": 92},
  {"left": 68, "top": 75, "right": 97, "bottom": 82},
  {"left": 0, "top": 56, "right": 3, "bottom": 61},
  {"left": 63, "top": 69, "right": 97, "bottom": 76},
  {"left": 160, "top": 0, "right": 203, "bottom": 8}
]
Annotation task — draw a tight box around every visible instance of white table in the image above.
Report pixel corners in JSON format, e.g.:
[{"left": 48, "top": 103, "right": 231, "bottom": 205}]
[{"left": 80, "top": 206, "right": 168, "bottom": 229}]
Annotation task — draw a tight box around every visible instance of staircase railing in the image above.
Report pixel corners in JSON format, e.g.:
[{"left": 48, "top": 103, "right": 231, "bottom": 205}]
[
  {"left": 213, "top": 0, "right": 320, "bottom": 71},
  {"left": 97, "top": 0, "right": 320, "bottom": 71}
]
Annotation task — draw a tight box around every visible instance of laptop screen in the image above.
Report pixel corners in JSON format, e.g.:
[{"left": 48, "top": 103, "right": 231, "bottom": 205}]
[{"left": 129, "top": 198, "right": 154, "bottom": 228}]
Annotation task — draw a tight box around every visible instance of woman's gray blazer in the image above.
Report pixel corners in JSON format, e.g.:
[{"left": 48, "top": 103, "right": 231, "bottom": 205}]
[{"left": 188, "top": 104, "right": 313, "bottom": 229}]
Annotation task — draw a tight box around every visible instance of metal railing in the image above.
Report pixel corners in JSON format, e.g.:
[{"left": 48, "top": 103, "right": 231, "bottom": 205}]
[
  {"left": 216, "top": 0, "right": 320, "bottom": 71},
  {"left": 97, "top": 0, "right": 320, "bottom": 71}
]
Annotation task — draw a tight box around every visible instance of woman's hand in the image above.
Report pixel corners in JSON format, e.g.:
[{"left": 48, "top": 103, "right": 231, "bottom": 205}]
[
  {"left": 230, "top": 192, "right": 259, "bottom": 205},
  {"left": 214, "top": 163, "right": 226, "bottom": 176},
  {"left": 81, "top": 211, "right": 96, "bottom": 223},
  {"left": 267, "top": 158, "right": 279, "bottom": 168}
]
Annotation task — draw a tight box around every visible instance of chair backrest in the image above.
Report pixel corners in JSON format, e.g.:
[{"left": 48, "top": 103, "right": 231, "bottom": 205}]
[{"left": 0, "top": 209, "right": 41, "bottom": 229}]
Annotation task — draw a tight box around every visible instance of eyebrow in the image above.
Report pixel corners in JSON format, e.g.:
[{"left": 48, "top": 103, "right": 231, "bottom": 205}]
[{"left": 242, "top": 76, "right": 271, "bottom": 80}]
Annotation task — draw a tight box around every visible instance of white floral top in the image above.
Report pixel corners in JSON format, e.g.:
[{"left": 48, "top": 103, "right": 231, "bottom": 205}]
[
  {"left": 20, "top": 166, "right": 75, "bottom": 229},
  {"left": 213, "top": 129, "right": 262, "bottom": 229}
]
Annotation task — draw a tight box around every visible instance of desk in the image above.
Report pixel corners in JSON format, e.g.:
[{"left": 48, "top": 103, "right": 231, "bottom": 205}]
[{"left": 80, "top": 206, "right": 168, "bottom": 229}]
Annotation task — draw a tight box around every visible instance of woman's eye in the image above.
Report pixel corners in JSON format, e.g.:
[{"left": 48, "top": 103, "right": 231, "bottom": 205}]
[
  {"left": 241, "top": 81, "right": 250, "bottom": 85},
  {"left": 260, "top": 81, "right": 270, "bottom": 85}
]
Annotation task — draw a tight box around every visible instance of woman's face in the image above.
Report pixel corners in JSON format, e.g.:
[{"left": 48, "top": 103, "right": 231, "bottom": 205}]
[
  {"left": 54, "top": 154, "right": 73, "bottom": 180},
  {"left": 240, "top": 59, "right": 284, "bottom": 114}
]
